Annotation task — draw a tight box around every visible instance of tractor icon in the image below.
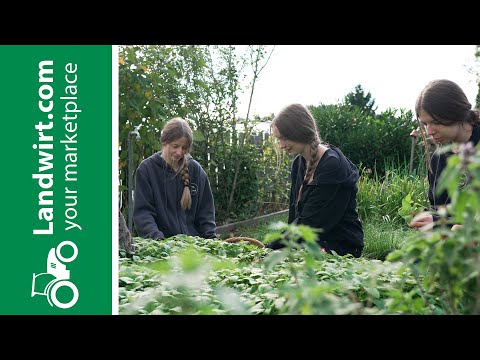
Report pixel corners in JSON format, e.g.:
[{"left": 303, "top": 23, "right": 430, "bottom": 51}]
[{"left": 31, "top": 240, "right": 79, "bottom": 309}]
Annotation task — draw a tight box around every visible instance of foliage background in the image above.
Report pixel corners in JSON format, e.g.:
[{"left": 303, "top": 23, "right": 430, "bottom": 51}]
[{"left": 118, "top": 45, "right": 472, "bottom": 232}]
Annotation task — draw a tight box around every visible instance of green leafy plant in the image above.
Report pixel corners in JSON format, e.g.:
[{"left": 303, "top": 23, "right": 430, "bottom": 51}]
[
  {"left": 119, "top": 229, "right": 420, "bottom": 315},
  {"left": 397, "top": 193, "right": 425, "bottom": 224},
  {"left": 388, "top": 142, "right": 480, "bottom": 314}
]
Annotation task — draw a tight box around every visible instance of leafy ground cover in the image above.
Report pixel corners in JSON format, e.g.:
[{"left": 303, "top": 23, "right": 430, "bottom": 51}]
[{"left": 119, "top": 226, "right": 431, "bottom": 315}]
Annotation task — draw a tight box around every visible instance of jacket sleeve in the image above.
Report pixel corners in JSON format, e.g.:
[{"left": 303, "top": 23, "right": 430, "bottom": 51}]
[
  {"left": 133, "top": 166, "right": 165, "bottom": 240},
  {"left": 194, "top": 170, "right": 217, "bottom": 239},
  {"left": 297, "top": 184, "right": 351, "bottom": 232}
]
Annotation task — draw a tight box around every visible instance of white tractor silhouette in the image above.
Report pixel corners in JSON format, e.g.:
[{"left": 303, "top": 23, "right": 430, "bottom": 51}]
[{"left": 31, "top": 240, "right": 79, "bottom": 309}]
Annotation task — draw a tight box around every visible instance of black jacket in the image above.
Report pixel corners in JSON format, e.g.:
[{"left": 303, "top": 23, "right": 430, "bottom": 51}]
[
  {"left": 268, "top": 146, "right": 364, "bottom": 257},
  {"left": 428, "top": 126, "right": 480, "bottom": 220},
  {"left": 133, "top": 152, "right": 217, "bottom": 240}
]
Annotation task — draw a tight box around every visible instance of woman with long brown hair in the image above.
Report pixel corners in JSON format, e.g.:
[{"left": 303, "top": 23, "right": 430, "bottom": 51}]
[
  {"left": 267, "top": 103, "right": 364, "bottom": 257},
  {"left": 410, "top": 79, "right": 480, "bottom": 230}
]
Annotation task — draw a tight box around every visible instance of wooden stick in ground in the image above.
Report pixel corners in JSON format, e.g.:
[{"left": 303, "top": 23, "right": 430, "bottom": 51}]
[{"left": 409, "top": 129, "right": 418, "bottom": 175}]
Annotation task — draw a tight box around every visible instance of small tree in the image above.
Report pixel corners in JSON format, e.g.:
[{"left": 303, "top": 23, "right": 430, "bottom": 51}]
[{"left": 343, "top": 84, "right": 378, "bottom": 117}]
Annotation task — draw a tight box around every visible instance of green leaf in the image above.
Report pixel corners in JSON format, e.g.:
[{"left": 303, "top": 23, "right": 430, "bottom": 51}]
[
  {"left": 268, "top": 221, "right": 288, "bottom": 231},
  {"left": 119, "top": 277, "right": 134, "bottom": 284},
  {"left": 437, "top": 156, "right": 460, "bottom": 195},
  {"left": 264, "top": 232, "right": 283, "bottom": 244},
  {"left": 193, "top": 130, "right": 205, "bottom": 142},
  {"left": 452, "top": 191, "right": 468, "bottom": 223},
  {"left": 263, "top": 251, "right": 287, "bottom": 270},
  {"left": 365, "top": 287, "right": 380, "bottom": 299},
  {"left": 402, "top": 193, "right": 412, "bottom": 209},
  {"left": 297, "top": 224, "right": 318, "bottom": 242}
]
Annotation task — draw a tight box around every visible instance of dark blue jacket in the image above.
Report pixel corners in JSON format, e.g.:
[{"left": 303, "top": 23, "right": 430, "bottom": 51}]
[{"left": 133, "top": 152, "right": 217, "bottom": 240}]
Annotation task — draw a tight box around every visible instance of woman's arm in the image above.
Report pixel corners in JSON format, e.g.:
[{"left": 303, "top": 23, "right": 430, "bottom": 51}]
[{"left": 133, "top": 167, "right": 165, "bottom": 240}]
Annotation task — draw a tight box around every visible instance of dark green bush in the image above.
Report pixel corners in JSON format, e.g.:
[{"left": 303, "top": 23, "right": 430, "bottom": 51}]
[{"left": 309, "top": 103, "right": 419, "bottom": 178}]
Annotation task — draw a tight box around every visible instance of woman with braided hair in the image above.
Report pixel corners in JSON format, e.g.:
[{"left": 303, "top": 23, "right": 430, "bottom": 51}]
[
  {"left": 133, "top": 117, "right": 217, "bottom": 240},
  {"left": 267, "top": 104, "right": 364, "bottom": 257}
]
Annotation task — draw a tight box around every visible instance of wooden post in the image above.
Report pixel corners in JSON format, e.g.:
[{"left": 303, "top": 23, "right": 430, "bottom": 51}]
[{"left": 409, "top": 129, "right": 418, "bottom": 175}]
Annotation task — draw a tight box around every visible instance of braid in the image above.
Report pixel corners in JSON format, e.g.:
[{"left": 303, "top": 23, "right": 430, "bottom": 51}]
[
  {"left": 180, "top": 158, "right": 192, "bottom": 210},
  {"left": 296, "top": 138, "right": 320, "bottom": 207},
  {"left": 304, "top": 138, "right": 320, "bottom": 183}
]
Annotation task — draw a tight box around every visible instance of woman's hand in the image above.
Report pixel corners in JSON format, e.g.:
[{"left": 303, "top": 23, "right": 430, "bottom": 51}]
[{"left": 409, "top": 211, "right": 434, "bottom": 231}]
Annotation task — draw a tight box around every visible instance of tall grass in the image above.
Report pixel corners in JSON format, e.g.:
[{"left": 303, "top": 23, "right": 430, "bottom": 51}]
[
  {"left": 361, "top": 220, "right": 415, "bottom": 260},
  {"left": 357, "top": 161, "right": 429, "bottom": 226}
]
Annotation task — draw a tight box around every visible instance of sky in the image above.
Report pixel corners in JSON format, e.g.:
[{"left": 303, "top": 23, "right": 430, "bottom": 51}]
[{"left": 237, "top": 45, "right": 479, "bottom": 120}]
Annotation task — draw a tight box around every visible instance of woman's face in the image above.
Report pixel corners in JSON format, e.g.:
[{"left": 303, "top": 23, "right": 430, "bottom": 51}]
[
  {"left": 272, "top": 125, "right": 306, "bottom": 157},
  {"left": 418, "top": 110, "right": 462, "bottom": 145},
  {"left": 162, "top": 137, "right": 189, "bottom": 165}
]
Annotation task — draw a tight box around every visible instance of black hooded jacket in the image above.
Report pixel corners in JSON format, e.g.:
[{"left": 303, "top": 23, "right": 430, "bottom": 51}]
[
  {"left": 428, "top": 125, "right": 480, "bottom": 220},
  {"left": 268, "top": 145, "right": 364, "bottom": 257},
  {"left": 133, "top": 152, "right": 217, "bottom": 240}
]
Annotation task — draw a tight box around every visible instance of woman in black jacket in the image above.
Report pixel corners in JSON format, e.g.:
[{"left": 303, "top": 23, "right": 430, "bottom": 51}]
[
  {"left": 410, "top": 79, "right": 480, "bottom": 231},
  {"left": 267, "top": 103, "right": 364, "bottom": 257}
]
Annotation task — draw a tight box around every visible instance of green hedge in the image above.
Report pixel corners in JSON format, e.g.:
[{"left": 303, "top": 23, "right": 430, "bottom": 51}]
[{"left": 309, "top": 104, "right": 420, "bottom": 178}]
